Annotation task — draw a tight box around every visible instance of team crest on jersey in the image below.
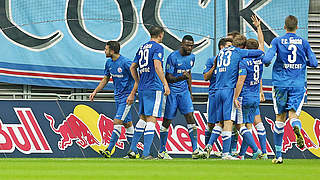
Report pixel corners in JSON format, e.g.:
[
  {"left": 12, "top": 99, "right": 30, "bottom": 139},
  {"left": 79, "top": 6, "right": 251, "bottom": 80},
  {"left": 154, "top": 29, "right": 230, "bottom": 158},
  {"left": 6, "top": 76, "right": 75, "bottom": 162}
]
[{"left": 117, "top": 67, "right": 122, "bottom": 73}]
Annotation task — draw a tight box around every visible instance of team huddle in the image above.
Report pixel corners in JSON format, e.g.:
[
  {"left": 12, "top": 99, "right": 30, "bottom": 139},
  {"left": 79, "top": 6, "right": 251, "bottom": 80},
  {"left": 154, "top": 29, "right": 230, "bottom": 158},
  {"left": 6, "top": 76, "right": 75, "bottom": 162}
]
[{"left": 90, "top": 15, "right": 318, "bottom": 163}]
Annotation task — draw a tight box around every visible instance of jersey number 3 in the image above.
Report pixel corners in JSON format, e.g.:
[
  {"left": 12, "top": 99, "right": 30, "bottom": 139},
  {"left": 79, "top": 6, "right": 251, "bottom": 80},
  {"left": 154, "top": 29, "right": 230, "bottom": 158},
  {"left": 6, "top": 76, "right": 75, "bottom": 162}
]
[{"left": 288, "top": 44, "right": 297, "bottom": 63}]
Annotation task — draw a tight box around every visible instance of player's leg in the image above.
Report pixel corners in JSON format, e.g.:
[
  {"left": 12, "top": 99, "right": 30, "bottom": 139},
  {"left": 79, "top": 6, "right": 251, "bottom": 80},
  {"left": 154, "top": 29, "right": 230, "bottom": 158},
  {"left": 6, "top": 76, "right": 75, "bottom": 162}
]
[
  {"left": 141, "top": 90, "right": 164, "bottom": 159},
  {"left": 159, "top": 93, "right": 176, "bottom": 159},
  {"left": 221, "top": 89, "right": 238, "bottom": 160},
  {"left": 206, "top": 94, "right": 215, "bottom": 145},
  {"left": 272, "top": 86, "right": 288, "bottom": 164},
  {"left": 254, "top": 113, "right": 267, "bottom": 159},
  {"left": 287, "top": 87, "right": 306, "bottom": 149},
  {"left": 230, "top": 124, "right": 239, "bottom": 156},
  {"left": 128, "top": 91, "right": 146, "bottom": 158},
  {"left": 123, "top": 121, "right": 133, "bottom": 145}
]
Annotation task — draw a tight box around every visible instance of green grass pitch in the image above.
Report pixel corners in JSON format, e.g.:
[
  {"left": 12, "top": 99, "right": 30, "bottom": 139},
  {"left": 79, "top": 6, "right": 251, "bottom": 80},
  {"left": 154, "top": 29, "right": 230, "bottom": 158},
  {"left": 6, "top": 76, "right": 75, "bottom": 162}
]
[{"left": 1, "top": 158, "right": 319, "bottom": 180}]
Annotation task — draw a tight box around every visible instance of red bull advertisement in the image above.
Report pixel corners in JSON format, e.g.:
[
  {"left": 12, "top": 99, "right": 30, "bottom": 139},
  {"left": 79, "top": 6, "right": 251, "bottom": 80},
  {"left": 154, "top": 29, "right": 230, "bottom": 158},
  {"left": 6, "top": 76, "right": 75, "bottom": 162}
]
[{"left": 0, "top": 100, "right": 319, "bottom": 159}]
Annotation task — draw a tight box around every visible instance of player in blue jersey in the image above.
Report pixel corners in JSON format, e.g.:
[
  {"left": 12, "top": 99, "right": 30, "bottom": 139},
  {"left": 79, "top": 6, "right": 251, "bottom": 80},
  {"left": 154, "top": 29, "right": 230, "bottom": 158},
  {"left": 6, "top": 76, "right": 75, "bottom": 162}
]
[
  {"left": 234, "top": 15, "right": 267, "bottom": 160},
  {"left": 158, "top": 35, "right": 205, "bottom": 159},
  {"left": 262, "top": 15, "right": 318, "bottom": 164},
  {"left": 127, "top": 26, "right": 170, "bottom": 159},
  {"left": 203, "top": 37, "right": 233, "bottom": 158},
  {"left": 90, "top": 41, "right": 135, "bottom": 158},
  {"left": 215, "top": 34, "right": 264, "bottom": 160}
]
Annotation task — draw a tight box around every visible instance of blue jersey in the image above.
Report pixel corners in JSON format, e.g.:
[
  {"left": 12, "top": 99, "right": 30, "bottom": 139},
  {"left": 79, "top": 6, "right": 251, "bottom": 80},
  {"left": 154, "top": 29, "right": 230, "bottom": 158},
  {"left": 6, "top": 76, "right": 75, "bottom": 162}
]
[
  {"left": 262, "top": 33, "right": 318, "bottom": 87},
  {"left": 203, "top": 57, "right": 216, "bottom": 96},
  {"left": 239, "top": 57, "right": 263, "bottom": 97},
  {"left": 215, "top": 46, "right": 264, "bottom": 89},
  {"left": 166, "top": 50, "right": 195, "bottom": 93},
  {"left": 104, "top": 55, "right": 134, "bottom": 100},
  {"left": 133, "top": 41, "right": 164, "bottom": 91}
]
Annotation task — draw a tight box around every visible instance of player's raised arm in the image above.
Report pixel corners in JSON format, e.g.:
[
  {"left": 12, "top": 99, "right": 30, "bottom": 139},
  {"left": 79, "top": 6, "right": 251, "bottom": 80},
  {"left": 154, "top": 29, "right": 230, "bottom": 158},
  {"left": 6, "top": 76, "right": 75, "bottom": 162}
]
[
  {"left": 90, "top": 75, "right": 110, "bottom": 102},
  {"left": 203, "top": 56, "right": 217, "bottom": 81},
  {"left": 304, "top": 40, "right": 318, "bottom": 68},
  {"left": 233, "top": 61, "right": 247, "bottom": 108},
  {"left": 251, "top": 15, "right": 264, "bottom": 51},
  {"left": 154, "top": 59, "right": 170, "bottom": 96}
]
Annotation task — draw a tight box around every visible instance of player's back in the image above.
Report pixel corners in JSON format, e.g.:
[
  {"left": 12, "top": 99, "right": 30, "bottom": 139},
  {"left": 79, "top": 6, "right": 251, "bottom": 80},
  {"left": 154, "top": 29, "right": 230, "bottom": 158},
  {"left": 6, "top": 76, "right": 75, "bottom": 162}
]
[
  {"left": 134, "top": 41, "right": 164, "bottom": 91},
  {"left": 239, "top": 57, "right": 263, "bottom": 97},
  {"left": 215, "top": 46, "right": 242, "bottom": 89},
  {"left": 166, "top": 50, "right": 195, "bottom": 93},
  {"left": 272, "top": 33, "right": 312, "bottom": 87},
  {"left": 105, "top": 55, "right": 134, "bottom": 100}
]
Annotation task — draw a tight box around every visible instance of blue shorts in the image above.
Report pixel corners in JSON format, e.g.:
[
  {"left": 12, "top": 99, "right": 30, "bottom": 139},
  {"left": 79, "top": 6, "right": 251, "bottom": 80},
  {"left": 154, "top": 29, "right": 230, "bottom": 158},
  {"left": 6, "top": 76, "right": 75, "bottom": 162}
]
[
  {"left": 114, "top": 97, "right": 132, "bottom": 123},
  {"left": 215, "top": 88, "right": 236, "bottom": 122},
  {"left": 272, "top": 86, "right": 306, "bottom": 116},
  {"left": 164, "top": 89, "right": 194, "bottom": 119},
  {"left": 138, "top": 90, "right": 165, "bottom": 117},
  {"left": 236, "top": 96, "right": 260, "bottom": 124},
  {"left": 207, "top": 93, "right": 217, "bottom": 124}
]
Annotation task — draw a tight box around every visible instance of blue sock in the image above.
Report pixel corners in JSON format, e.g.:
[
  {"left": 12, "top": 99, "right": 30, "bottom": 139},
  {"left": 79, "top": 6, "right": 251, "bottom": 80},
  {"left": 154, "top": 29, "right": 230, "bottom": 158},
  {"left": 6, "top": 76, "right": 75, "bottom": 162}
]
[
  {"left": 240, "top": 127, "right": 258, "bottom": 153},
  {"left": 230, "top": 132, "right": 238, "bottom": 153},
  {"left": 130, "top": 119, "right": 146, "bottom": 153},
  {"left": 125, "top": 126, "right": 134, "bottom": 145},
  {"left": 255, "top": 122, "right": 267, "bottom": 154},
  {"left": 159, "top": 125, "right": 169, "bottom": 153},
  {"left": 222, "top": 131, "right": 232, "bottom": 154},
  {"left": 274, "top": 121, "right": 285, "bottom": 158},
  {"left": 291, "top": 118, "right": 302, "bottom": 130},
  {"left": 143, "top": 122, "right": 156, "bottom": 157},
  {"left": 239, "top": 139, "right": 248, "bottom": 156},
  {"left": 107, "top": 125, "right": 122, "bottom": 151},
  {"left": 205, "top": 129, "right": 211, "bottom": 145},
  {"left": 208, "top": 125, "right": 222, "bottom": 146},
  {"left": 187, "top": 124, "right": 198, "bottom": 151}
]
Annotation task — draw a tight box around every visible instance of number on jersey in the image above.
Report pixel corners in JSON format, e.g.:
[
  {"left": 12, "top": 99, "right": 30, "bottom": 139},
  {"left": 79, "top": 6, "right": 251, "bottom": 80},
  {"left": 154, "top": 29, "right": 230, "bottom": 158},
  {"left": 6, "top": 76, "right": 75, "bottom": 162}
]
[
  {"left": 288, "top": 44, "right": 297, "bottom": 63},
  {"left": 138, "top": 49, "right": 149, "bottom": 68}
]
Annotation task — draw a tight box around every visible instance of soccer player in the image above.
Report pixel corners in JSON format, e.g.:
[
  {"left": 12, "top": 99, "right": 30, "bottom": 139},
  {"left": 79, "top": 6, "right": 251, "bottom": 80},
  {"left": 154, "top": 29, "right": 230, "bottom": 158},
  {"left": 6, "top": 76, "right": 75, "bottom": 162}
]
[
  {"left": 234, "top": 15, "right": 267, "bottom": 160},
  {"left": 159, "top": 35, "right": 205, "bottom": 159},
  {"left": 215, "top": 34, "right": 264, "bottom": 160},
  {"left": 203, "top": 37, "right": 233, "bottom": 158},
  {"left": 127, "top": 26, "right": 170, "bottom": 159},
  {"left": 262, "top": 15, "right": 318, "bottom": 164},
  {"left": 90, "top": 41, "right": 135, "bottom": 158}
]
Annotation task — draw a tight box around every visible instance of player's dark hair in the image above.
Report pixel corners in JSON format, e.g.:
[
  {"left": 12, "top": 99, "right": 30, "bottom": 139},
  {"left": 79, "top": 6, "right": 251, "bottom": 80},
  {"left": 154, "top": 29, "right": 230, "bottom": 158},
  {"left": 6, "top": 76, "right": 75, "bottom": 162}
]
[
  {"left": 227, "top": 31, "right": 240, "bottom": 39},
  {"left": 106, "top": 41, "right": 120, "bottom": 54},
  {"left": 182, "top": 35, "right": 194, "bottom": 42},
  {"left": 246, "top": 39, "right": 259, "bottom": 49},
  {"left": 285, "top": 15, "right": 298, "bottom": 31},
  {"left": 148, "top": 25, "right": 164, "bottom": 38},
  {"left": 218, "top": 38, "right": 233, "bottom": 50},
  {"left": 233, "top": 35, "right": 247, "bottom": 48}
]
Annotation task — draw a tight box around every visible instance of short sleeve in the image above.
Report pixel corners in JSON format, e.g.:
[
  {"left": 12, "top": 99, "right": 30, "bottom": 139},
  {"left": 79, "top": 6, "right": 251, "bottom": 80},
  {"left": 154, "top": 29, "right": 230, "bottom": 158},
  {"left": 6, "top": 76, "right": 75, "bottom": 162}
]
[
  {"left": 104, "top": 61, "right": 111, "bottom": 76},
  {"left": 133, "top": 50, "right": 140, "bottom": 64},
  {"left": 165, "top": 54, "right": 175, "bottom": 74},
  {"left": 203, "top": 57, "right": 214, "bottom": 74},
  {"left": 239, "top": 60, "right": 247, "bottom": 76},
  {"left": 152, "top": 45, "right": 164, "bottom": 62}
]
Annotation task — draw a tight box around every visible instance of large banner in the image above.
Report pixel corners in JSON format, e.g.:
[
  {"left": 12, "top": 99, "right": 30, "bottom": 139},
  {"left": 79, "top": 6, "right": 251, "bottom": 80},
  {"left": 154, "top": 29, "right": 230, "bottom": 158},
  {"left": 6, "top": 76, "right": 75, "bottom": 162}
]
[
  {"left": 0, "top": 100, "right": 319, "bottom": 159},
  {"left": 0, "top": 0, "right": 310, "bottom": 96}
]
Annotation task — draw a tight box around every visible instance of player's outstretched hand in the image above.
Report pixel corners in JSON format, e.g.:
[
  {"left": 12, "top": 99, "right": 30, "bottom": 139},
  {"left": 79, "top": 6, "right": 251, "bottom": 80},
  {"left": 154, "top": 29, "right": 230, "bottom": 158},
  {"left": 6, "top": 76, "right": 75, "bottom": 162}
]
[
  {"left": 234, "top": 99, "right": 241, "bottom": 109},
  {"left": 164, "top": 85, "right": 170, "bottom": 96},
  {"left": 251, "top": 15, "right": 260, "bottom": 28},
  {"left": 89, "top": 92, "right": 96, "bottom": 102},
  {"left": 260, "top": 92, "right": 265, "bottom": 102},
  {"left": 126, "top": 93, "right": 135, "bottom": 105}
]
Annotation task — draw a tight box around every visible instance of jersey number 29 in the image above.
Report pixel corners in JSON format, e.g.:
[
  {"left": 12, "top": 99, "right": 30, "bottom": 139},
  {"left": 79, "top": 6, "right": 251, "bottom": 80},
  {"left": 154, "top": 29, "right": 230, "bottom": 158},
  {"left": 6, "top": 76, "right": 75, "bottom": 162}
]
[{"left": 138, "top": 49, "right": 149, "bottom": 68}]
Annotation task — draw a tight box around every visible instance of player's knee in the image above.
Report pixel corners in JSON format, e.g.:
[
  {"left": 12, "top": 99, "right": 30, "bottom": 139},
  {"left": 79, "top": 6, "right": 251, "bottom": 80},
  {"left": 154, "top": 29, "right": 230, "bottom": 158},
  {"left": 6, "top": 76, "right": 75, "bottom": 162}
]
[
  {"left": 184, "top": 112, "right": 195, "bottom": 124},
  {"left": 123, "top": 121, "right": 132, "bottom": 128},
  {"left": 162, "top": 118, "right": 172, "bottom": 128},
  {"left": 207, "top": 123, "right": 215, "bottom": 131},
  {"left": 113, "top": 119, "right": 123, "bottom": 125},
  {"left": 288, "top": 109, "right": 298, "bottom": 119}
]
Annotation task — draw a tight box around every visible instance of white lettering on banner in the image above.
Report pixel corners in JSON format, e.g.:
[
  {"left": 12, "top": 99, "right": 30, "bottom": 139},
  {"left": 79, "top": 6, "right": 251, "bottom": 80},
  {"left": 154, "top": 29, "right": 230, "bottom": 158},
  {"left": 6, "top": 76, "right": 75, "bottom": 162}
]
[{"left": 0, "top": 108, "right": 52, "bottom": 154}]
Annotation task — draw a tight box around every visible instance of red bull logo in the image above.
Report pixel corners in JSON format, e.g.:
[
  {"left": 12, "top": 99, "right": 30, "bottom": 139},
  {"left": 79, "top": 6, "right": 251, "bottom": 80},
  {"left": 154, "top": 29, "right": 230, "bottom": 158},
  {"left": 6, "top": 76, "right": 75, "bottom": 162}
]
[
  {"left": 45, "top": 105, "right": 127, "bottom": 152},
  {"left": 265, "top": 110, "right": 320, "bottom": 157},
  {"left": 0, "top": 108, "right": 52, "bottom": 154}
]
